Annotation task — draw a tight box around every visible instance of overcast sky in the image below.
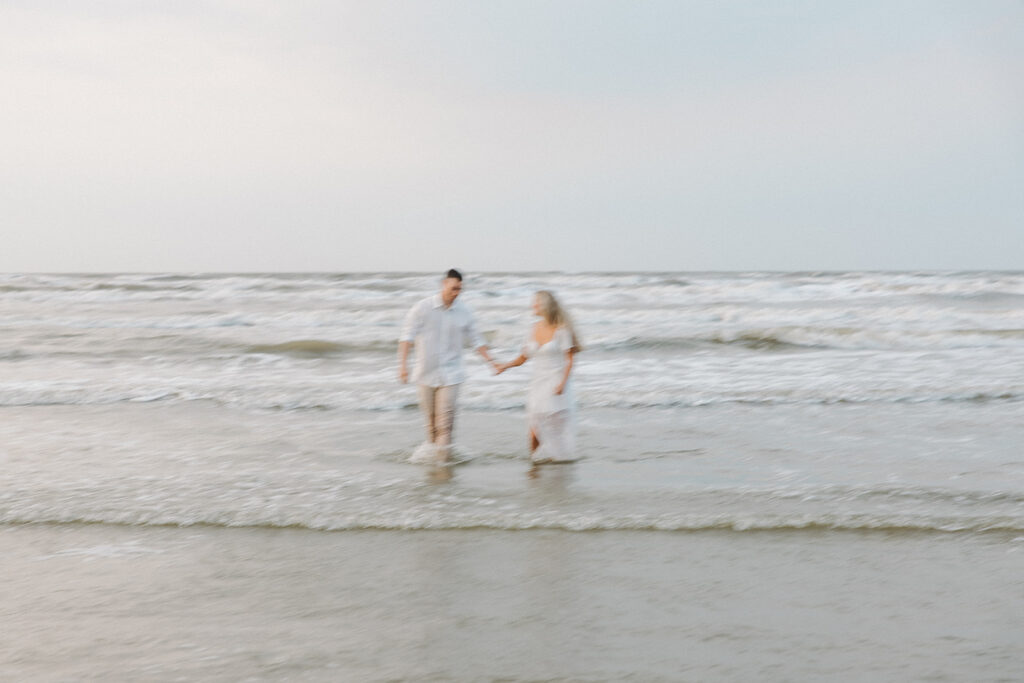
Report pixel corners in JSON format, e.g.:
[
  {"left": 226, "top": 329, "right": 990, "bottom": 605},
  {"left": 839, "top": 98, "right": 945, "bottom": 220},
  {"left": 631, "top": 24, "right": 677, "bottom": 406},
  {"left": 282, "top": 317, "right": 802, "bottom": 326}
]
[{"left": 2, "top": 0, "right": 1022, "bottom": 272}]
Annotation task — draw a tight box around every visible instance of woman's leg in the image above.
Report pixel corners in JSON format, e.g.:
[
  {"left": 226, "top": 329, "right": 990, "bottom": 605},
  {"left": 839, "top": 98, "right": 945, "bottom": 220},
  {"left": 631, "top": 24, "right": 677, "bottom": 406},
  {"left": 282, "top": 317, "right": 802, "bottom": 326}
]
[
  {"left": 530, "top": 411, "right": 573, "bottom": 464},
  {"left": 530, "top": 421, "right": 552, "bottom": 463},
  {"left": 526, "top": 426, "right": 542, "bottom": 476}
]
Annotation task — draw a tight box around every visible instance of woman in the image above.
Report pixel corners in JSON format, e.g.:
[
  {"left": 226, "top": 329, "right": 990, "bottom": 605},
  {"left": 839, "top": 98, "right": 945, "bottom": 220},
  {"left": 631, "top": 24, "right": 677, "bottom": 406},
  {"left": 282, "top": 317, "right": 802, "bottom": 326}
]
[{"left": 495, "top": 290, "right": 581, "bottom": 464}]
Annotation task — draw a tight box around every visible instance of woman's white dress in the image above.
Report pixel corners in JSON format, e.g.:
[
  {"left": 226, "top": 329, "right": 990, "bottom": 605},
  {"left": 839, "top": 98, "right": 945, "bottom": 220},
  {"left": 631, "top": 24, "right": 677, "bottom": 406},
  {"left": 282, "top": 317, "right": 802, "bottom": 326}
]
[{"left": 523, "top": 326, "right": 577, "bottom": 462}]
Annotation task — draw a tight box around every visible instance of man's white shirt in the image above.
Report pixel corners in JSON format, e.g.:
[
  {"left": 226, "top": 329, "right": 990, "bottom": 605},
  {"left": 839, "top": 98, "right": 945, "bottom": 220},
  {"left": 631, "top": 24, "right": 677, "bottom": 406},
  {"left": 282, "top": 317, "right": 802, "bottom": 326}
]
[{"left": 400, "top": 294, "right": 484, "bottom": 387}]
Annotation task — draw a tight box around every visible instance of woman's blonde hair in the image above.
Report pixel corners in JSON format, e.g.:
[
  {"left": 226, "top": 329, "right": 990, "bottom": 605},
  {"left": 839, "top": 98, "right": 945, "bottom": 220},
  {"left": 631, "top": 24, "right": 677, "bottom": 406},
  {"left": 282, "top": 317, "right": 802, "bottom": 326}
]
[{"left": 536, "top": 290, "right": 582, "bottom": 351}]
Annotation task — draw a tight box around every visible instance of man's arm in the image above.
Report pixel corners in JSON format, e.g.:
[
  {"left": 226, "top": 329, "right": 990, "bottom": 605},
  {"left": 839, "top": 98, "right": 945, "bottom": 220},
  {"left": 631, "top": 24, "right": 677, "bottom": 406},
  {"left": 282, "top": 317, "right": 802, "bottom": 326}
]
[
  {"left": 398, "top": 301, "right": 423, "bottom": 383},
  {"left": 398, "top": 341, "right": 412, "bottom": 383},
  {"left": 476, "top": 345, "right": 498, "bottom": 373},
  {"left": 464, "top": 308, "right": 498, "bottom": 373}
]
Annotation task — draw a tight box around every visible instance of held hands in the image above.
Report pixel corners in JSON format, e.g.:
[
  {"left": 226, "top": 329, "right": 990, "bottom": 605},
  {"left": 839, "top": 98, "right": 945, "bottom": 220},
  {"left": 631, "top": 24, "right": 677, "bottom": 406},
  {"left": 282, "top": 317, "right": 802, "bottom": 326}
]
[{"left": 492, "top": 354, "right": 526, "bottom": 376}]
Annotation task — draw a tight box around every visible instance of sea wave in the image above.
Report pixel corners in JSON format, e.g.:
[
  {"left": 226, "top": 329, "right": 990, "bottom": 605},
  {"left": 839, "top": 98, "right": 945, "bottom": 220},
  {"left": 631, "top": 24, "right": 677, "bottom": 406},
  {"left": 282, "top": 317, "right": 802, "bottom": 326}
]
[
  {"left": 1, "top": 510, "right": 1019, "bottom": 534},
  {"left": 2, "top": 478, "right": 1021, "bottom": 534},
  {"left": 244, "top": 339, "right": 393, "bottom": 356},
  {"left": 4, "top": 323, "right": 1021, "bottom": 367},
  {"left": 594, "top": 327, "right": 1024, "bottom": 352},
  {"left": 4, "top": 271, "right": 1023, "bottom": 308},
  {"left": 0, "top": 385, "right": 1021, "bottom": 410}
]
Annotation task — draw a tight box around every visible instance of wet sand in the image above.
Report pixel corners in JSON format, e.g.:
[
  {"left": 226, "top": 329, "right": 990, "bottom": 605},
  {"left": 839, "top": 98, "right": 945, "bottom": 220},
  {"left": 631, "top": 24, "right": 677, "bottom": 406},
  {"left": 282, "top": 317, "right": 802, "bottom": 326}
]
[{"left": 2, "top": 523, "right": 1020, "bottom": 681}]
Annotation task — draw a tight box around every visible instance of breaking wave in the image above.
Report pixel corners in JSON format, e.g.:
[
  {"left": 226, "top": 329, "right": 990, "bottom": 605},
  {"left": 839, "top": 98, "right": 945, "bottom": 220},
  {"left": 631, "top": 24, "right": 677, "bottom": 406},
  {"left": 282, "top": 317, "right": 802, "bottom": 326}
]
[
  {"left": 2, "top": 509, "right": 1019, "bottom": 534},
  {"left": 597, "top": 327, "right": 1024, "bottom": 352},
  {"left": 2, "top": 480, "right": 1021, "bottom": 534},
  {"left": 0, "top": 385, "right": 1021, "bottom": 410},
  {"left": 244, "top": 340, "right": 390, "bottom": 356}
]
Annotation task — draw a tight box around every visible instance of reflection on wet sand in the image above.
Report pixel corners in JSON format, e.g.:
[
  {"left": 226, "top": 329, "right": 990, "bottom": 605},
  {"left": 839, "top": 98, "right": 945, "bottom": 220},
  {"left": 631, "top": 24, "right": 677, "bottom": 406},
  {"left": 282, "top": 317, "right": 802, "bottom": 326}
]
[
  {"left": 426, "top": 464, "right": 454, "bottom": 483},
  {"left": 527, "top": 461, "right": 576, "bottom": 488}
]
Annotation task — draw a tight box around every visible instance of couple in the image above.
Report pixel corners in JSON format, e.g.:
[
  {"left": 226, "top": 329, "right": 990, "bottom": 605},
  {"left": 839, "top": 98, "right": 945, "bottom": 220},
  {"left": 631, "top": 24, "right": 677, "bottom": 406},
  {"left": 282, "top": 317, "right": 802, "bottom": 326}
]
[{"left": 398, "top": 269, "right": 581, "bottom": 466}]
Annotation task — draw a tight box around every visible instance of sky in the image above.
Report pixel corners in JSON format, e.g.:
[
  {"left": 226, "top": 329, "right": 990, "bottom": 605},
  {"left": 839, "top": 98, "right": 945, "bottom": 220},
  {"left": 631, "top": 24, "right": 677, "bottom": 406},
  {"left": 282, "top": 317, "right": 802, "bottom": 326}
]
[{"left": 2, "top": 0, "right": 1022, "bottom": 272}]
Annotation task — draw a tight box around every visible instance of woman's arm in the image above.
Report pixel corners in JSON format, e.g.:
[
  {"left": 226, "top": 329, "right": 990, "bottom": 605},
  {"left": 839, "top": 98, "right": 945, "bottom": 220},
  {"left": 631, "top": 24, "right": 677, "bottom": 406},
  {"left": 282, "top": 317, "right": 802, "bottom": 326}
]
[
  {"left": 494, "top": 354, "right": 528, "bottom": 374},
  {"left": 554, "top": 348, "right": 576, "bottom": 395}
]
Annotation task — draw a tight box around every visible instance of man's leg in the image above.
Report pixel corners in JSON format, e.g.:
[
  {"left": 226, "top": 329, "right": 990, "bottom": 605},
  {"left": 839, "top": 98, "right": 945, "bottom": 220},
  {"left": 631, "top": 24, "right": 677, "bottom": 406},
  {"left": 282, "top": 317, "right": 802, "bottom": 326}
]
[
  {"left": 417, "top": 385, "right": 438, "bottom": 443},
  {"left": 433, "top": 384, "right": 460, "bottom": 457}
]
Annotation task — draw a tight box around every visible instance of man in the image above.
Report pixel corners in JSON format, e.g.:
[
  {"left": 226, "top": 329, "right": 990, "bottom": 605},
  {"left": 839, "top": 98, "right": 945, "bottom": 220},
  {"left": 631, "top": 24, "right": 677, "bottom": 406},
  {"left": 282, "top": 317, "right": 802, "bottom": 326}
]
[{"left": 398, "top": 269, "right": 497, "bottom": 463}]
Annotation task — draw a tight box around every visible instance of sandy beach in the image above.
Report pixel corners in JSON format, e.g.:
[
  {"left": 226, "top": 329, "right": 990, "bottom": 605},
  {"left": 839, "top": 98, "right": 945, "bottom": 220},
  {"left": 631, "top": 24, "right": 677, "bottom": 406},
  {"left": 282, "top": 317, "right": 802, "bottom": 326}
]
[{"left": 3, "top": 523, "right": 1020, "bottom": 681}]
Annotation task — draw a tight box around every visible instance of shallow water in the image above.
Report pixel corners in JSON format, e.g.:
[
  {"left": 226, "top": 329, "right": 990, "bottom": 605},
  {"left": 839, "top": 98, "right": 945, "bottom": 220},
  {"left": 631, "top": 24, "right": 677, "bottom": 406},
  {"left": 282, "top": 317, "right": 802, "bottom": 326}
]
[{"left": 2, "top": 402, "right": 1021, "bottom": 533}]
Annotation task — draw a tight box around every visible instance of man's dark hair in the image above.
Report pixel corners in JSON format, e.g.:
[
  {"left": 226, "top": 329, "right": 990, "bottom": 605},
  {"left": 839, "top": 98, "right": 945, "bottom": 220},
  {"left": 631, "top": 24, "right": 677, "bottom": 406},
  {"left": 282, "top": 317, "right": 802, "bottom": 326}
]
[{"left": 445, "top": 269, "right": 463, "bottom": 281}]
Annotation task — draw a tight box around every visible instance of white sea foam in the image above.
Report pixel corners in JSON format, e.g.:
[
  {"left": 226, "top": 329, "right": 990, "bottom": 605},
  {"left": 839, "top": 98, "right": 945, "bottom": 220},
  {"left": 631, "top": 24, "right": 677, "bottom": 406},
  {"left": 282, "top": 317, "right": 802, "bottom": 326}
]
[
  {"left": 2, "top": 274, "right": 1022, "bottom": 404},
  {"left": 2, "top": 481, "right": 1020, "bottom": 533},
  {"left": 1, "top": 274, "right": 1022, "bottom": 426}
]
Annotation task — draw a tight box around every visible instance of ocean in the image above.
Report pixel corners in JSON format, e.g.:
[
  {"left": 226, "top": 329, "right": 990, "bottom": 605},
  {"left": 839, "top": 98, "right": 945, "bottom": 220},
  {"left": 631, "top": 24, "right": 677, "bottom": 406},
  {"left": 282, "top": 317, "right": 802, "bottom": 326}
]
[{"left": 1, "top": 271, "right": 1022, "bottom": 681}]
